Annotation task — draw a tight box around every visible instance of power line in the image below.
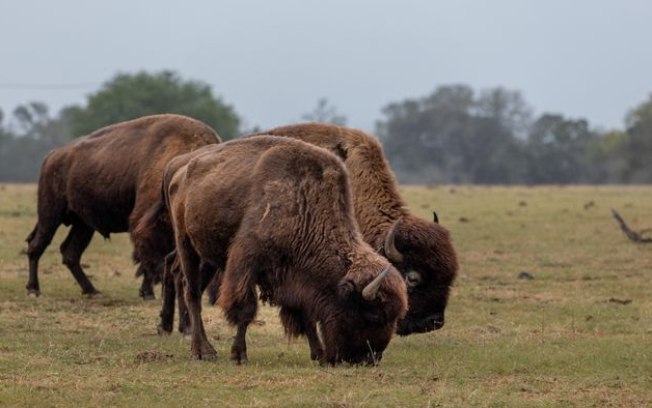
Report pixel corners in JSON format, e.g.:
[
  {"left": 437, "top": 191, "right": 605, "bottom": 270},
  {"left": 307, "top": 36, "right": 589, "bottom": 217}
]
[{"left": 0, "top": 82, "right": 100, "bottom": 90}]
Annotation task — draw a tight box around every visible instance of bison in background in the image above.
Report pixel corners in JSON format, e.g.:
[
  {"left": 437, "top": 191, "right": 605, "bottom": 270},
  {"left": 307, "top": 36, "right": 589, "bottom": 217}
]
[
  {"left": 245, "top": 123, "right": 458, "bottom": 335},
  {"left": 26, "top": 114, "right": 221, "bottom": 298},
  {"left": 137, "top": 136, "right": 407, "bottom": 365}
]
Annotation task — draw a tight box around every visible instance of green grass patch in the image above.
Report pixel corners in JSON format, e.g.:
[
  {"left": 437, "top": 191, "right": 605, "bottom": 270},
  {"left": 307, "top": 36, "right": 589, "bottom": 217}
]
[{"left": 1, "top": 184, "right": 651, "bottom": 407}]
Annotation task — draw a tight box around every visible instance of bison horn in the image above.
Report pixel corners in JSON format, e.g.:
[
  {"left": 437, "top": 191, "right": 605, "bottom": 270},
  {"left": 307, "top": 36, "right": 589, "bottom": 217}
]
[
  {"left": 383, "top": 219, "right": 404, "bottom": 263},
  {"left": 433, "top": 211, "right": 439, "bottom": 224},
  {"left": 362, "top": 265, "right": 391, "bottom": 301}
]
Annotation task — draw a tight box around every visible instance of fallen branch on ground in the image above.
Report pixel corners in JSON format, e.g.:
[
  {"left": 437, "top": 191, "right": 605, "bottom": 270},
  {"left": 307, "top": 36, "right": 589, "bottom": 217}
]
[{"left": 610, "top": 208, "right": 652, "bottom": 243}]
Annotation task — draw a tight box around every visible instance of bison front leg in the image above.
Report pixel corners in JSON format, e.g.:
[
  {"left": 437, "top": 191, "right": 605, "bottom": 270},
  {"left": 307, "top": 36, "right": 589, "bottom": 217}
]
[
  {"left": 225, "top": 292, "right": 256, "bottom": 364},
  {"left": 178, "top": 236, "right": 216, "bottom": 360},
  {"left": 318, "top": 321, "right": 345, "bottom": 366},
  {"left": 60, "top": 222, "right": 99, "bottom": 296},
  {"left": 304, "top": 321, "right": 324, "bottom": 362},
  {"left": 280, "top": 307, "right": 324, "bottom": 362},
  {"left": 231, "top": 322, "right": 252, "bottom": 365}
]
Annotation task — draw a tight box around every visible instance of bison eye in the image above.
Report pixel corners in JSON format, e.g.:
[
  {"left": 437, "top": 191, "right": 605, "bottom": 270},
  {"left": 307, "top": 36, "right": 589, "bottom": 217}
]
[{"left": 405, "top": 271, "right": 422, "bottom": 288}]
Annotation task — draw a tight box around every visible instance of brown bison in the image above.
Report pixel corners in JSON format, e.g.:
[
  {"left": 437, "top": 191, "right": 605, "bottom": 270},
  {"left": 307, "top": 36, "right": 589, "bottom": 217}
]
[
  {"left": 137, "top": 136, "right": 408, "bottom": 364},
  {"left": 25, "top": 114, "right": 221, "bottom": 298},
  {"left": 245, "top": 123, "right": 458, "bottom": 335}
]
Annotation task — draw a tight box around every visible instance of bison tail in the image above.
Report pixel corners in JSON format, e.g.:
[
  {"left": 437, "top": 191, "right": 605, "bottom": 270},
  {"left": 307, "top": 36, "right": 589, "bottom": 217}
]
[{"left": 133, "top": 194, "right": 167, "bottom": 248}]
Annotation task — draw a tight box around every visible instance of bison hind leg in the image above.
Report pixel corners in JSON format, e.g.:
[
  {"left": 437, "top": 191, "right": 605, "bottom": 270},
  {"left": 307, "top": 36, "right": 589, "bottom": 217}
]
[
  {"left": 177, "top": 236, "right": 217, "bottom": 361},
  {"left": 60, "top": 222, "right": 99, "bottom": 296},
  {"left": 26, "top": 213, "right": 64, "bottom": 296}
]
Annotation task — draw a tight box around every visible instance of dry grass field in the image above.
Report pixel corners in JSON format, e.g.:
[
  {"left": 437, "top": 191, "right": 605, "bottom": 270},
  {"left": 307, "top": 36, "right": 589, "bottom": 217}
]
[{"left": 1, "top": 183, "right": 651, "bottom": 407}]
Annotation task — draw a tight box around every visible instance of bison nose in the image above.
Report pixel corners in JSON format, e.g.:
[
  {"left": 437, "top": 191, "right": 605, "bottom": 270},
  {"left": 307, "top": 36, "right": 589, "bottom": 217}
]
[{"left": 431, "top": 312, "right": 445, "bottom": 330}]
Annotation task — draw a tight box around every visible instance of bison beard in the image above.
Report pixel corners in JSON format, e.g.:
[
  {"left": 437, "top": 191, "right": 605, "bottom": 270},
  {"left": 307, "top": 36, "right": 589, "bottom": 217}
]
[
  {"left": 139, "top": 136, "right": 407, "bottom": 364},
  {"left": 25, "top": 114, "right": 220, "bottom": 298}
]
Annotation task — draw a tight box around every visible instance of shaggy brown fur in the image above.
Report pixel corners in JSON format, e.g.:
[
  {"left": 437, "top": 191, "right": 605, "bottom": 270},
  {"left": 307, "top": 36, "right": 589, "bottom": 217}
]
[
  {"left": 25, "top": 114, "right": 220, "bottom": 298},
  {"left": 246, "top": 123, "right": 458, "bottom": 335},
  {"left": 137, "top": 136, "right": 407, "bottom": 364}
]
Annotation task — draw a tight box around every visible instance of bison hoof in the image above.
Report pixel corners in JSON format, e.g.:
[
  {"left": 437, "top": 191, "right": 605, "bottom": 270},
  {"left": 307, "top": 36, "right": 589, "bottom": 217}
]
[
  {"left": 179, "top": 326, "right": 192, "bottom": 337},
  {"left": 82, "top": 290, "right": 101, "bottom": 298},
  {"left": 141, "top": 293, "right": 156, "bottom": 301},
  {"left": 230, "top": 351, "right": 248, "bottom": 365},
  {"left": 230, "top": 357, "right": 248, "bottom": 366},
  {"left": 27, "top": 289, "right": 41, "bottom": 297},
  {"left": 191, "top": 352, "right": 218, "bottom": 361},
  {"left": 157, "top": 324, "right": 172, "bottom": 336},
  {"left": 309, "top": 348, "right": 324, "bottom": 361}
]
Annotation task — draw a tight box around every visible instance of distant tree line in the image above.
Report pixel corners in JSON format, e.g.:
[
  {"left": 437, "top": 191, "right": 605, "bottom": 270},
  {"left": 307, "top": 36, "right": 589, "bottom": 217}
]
[
  {"left": 0, "top": 102, "right": 72, "bottom": 182},
  {"left": 377, "top": 84, "right": 652, "bottom": 184},
  {"left": 1, "top": 71, "right": 651, "bottom": 184},
  {"left": 0, "top": 71, "right": 240, "bottom": 182}
]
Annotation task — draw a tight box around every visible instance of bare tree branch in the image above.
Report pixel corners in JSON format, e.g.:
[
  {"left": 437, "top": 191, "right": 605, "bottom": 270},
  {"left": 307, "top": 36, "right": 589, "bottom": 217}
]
[{"left": 610, "top": 208, "right": 652, "bottom": 243}]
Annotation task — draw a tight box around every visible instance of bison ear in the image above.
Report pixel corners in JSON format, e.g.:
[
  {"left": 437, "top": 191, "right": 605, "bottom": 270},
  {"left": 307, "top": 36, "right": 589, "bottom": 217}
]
[
  {"left": 433, "top": 211, "right": 439, "bottom": 224},
  {"left": 337, "top": 279, "right": 355, "bottom": 299}
]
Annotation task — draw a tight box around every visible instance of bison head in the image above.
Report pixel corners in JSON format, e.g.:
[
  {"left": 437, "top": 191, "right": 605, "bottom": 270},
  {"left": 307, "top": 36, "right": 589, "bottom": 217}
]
[
  {"left": 320, "top": 264, "right": 407, "bottom": 366},
  {"left": 382, "top": 215, "right": 458, "bottom": 336}
]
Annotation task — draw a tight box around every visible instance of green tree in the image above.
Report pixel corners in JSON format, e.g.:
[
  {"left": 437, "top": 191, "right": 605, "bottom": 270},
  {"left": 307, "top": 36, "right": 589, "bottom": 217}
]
[
  {"left": 525, "top": 114, "right": 597, "bottom": 184},
  {"left": 0, "top": 102, "right": 71, "bottom": 182},
  {"left": 376, "top": 84, "right": 527, "bottom": 184},
  {"left": 0, "top": 108, "right": 10, "bottom": 169},
  {"left": 623, "top": 94, "right": 652, "bottom": 182},
  {"left": 586, "top": 130, "right": 628, "bottom": 183},
  {"left": 67, "top": 71, "right": 240, "bottom": 139},
  {"left": 476, "top": 87, "right": 533, "bottom": 138}
]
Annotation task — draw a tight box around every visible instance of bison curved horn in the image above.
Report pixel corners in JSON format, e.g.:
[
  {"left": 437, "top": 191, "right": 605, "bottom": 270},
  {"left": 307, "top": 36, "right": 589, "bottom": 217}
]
[
  {"left": 433, "top": 211, "right": 439, "bottom": 224},
  {"left": 383, "top": 218, "right": 404, "bottom": 263},
  {"left": 362, "top": 265, "right": 391, "bottom": 302}
]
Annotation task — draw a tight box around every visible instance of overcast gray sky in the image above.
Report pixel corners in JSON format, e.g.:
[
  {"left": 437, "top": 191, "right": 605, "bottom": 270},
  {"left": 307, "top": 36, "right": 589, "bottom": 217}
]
[{"left": 1, "top": 0, "right": 651, "bottom": 133}]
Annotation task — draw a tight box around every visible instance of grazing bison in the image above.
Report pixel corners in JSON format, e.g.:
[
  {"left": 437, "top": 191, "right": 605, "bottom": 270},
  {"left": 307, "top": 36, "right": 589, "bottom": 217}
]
[
  {"left": 137, "top": 136, "right": 407, "bottom": 364},
  {"left": 245, "top": 123, "right": 458, "bottom": 335},
  {"left": 25, "top": 114, "right": 221, "bottom": 298}
]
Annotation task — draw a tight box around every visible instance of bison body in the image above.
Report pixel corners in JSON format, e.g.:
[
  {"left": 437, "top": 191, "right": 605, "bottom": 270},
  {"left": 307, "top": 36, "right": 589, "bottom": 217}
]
[
  {"left": 141, "top": 136, "right": 407, "bottom": 364},
  {"left": 26, "top": 114, "right": 220, "bottom": 298},
  {"left": 250, "top": 124, "right": 458, "bottom": 335}
]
